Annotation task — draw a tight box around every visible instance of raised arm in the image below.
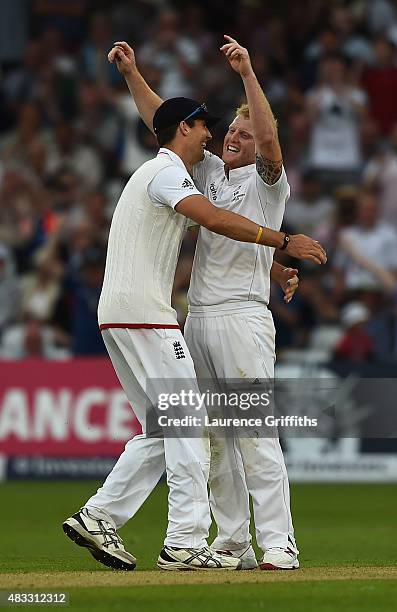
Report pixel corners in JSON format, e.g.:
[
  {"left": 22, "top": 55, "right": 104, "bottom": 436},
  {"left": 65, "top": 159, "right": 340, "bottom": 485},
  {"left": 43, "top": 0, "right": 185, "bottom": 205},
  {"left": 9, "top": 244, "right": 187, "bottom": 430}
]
[
  {"left": 220, "top": 35, "right": 282, "bottom": 184},
  {"left": 108, "top": 41, "right": 163, "bottom": 133}
]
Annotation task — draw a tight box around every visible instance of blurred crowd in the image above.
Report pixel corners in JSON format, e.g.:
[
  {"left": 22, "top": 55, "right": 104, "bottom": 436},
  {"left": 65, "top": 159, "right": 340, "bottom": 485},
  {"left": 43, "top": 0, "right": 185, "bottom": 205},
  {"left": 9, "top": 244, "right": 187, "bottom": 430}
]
[{"left": 1, "top": 0, "right": 397, "bottom": 365}]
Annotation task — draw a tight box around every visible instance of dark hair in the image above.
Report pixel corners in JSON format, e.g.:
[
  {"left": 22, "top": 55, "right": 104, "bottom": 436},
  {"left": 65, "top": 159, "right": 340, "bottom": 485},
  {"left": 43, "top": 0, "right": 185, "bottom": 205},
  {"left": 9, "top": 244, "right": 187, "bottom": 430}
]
[{"left": 156, "top": 118, "right": 196, "bottom": 147}]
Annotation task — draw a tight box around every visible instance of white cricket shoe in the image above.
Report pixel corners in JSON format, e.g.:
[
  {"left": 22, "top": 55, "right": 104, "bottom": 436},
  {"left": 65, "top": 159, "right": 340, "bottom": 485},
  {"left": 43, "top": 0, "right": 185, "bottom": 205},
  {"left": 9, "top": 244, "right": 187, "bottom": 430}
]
[
  {"left": 212, "top": 544, "right": 258, "bottom": 569},
  {"left": 62, "top": 507, "right": 136, "bottom": 571},
  {"left": 260, "top": 547, "right": 299, "bottom": 570},
  {"left": 157, "top": 546, "right": 242, "bottom": 571}
]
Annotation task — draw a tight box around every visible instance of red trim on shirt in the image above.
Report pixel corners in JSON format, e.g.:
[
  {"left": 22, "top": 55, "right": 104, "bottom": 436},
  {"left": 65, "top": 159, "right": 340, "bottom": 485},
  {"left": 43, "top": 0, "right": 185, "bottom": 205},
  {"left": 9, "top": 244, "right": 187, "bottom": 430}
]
[{"left": 99, "top": 323, "right": 180, "bottom": 330}]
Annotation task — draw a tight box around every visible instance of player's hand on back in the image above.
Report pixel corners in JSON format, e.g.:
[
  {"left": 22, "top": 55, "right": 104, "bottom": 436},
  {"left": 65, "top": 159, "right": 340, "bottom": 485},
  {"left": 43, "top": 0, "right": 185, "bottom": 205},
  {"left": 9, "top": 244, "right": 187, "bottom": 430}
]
[
  {"left": 108, "top": 41, "right": 137, "bottom": 75},
  {"left": 220, "top": 35, "right": 253, "bottom": 78},
  {"left": 286, "top": 235, "right": 327, "bottom": 265}
]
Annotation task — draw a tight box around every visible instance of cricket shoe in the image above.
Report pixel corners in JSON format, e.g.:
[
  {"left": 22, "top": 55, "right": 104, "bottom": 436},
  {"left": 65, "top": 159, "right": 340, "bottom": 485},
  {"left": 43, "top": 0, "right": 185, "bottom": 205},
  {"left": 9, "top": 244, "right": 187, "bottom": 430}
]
[
  {"left": 62, "top": 507, "right": 136, "bottom": 571},
  {"left": 157, "top": 546, "right": 242, "bottom": 571},
  {"left": 211, "top": 544, "right": 258, "bottom": 569},
  {"left": 260, "top": 547, "right": 299, "bottom": 570}
]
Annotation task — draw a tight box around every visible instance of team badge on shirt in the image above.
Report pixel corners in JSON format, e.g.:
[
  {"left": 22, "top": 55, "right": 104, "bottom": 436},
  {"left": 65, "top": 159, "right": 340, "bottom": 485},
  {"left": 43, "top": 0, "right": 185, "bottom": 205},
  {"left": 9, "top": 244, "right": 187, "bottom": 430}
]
[{"left": 173, "top": 341, "right": 185, "bottom": 359}]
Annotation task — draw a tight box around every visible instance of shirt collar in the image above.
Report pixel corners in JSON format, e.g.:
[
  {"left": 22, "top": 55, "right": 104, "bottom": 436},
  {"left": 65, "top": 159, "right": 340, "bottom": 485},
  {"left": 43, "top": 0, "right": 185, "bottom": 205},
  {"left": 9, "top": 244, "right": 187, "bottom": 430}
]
[
  {"left": 224, "top": 163, "right": 255, "bottom": 182},
  {"left": 158, "top": 147, "right": 188, "bottom": 172}
]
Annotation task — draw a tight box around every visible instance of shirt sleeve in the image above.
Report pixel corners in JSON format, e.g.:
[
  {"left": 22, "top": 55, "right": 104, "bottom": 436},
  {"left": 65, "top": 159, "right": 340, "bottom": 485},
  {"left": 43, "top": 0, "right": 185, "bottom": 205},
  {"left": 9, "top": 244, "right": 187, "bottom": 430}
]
[
  {"left": 148, "top": 165, "right": 202, "bottom": 209},
  {"left": 256, "top": 165, "right": 291, "bottom": 207},
  {"left": 193, "top": 150, "right": 224, "bottom": 193}
]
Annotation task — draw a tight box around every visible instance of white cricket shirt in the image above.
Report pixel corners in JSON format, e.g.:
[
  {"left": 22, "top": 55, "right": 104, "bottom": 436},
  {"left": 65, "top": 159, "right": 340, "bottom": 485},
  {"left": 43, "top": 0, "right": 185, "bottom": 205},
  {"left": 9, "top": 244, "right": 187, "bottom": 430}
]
[
  {"left": 188, "top": 151, "right": 290, "bottom": 308},
  {"left": 307, "top": 86, "right": 367, "bottom": 171},
  {"left": 98, "top": 148, "right": 202, "bottom": 328}
]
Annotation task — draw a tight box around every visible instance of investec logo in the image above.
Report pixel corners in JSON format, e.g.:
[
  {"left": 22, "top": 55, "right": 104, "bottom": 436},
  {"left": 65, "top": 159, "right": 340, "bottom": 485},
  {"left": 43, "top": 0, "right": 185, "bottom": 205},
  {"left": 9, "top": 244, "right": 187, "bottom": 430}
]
[{"left": 0, "top": 388, "right": 135, "bottom": 442}]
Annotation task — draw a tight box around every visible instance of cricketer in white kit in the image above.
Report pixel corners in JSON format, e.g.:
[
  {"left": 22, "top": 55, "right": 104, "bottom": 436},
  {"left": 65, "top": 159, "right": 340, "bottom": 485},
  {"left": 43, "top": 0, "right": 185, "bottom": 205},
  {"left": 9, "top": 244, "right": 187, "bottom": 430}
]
[
  {"left": 184, "top": 39, "right": 300, "bottom": 569},
  {"left": 62, "top": 39, "right": 326, "bottom": 572},
  {"left": 187, "top": 122, "right": 296, "bottom": 569}
]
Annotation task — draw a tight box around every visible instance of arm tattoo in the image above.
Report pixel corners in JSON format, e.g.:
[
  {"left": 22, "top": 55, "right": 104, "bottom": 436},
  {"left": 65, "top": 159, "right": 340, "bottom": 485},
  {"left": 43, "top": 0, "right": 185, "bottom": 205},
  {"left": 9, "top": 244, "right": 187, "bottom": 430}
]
[{"left": 255, "top": 154, "right": 282, "bottom": 185}]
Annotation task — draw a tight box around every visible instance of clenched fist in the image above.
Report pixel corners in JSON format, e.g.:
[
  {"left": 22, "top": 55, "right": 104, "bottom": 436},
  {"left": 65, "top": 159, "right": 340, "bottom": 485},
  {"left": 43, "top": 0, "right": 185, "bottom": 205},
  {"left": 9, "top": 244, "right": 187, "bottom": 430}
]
[{"left": 108, "top": 41, "right": 137, "bottom": 76}]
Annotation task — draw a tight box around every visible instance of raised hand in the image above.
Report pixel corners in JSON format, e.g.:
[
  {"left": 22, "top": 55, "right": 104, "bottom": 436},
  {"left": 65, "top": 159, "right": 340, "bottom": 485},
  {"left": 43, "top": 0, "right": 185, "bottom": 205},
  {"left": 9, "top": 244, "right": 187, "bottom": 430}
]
[
  {"left": 108, "top": 41, "right": 137, "bottom": 76},
  {"left": 220, "top": 35, "right": 253, "bottom": 78}
]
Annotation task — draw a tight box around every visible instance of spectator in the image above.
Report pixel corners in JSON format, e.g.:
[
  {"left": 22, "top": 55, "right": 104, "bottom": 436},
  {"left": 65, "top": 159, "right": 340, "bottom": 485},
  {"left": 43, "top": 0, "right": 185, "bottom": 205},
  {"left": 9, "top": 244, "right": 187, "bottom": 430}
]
[
  {"left": 301, "top": 27, "right": 342, "bottom": 90},
  {"left": 46, "top": 121, "right": 103, "bottom": 188},
  {"left": 334, "top": 187, "right": 397, "bottom": 296},
  {"left": 284, "top": 169, "right": 333, "bottom": 236},
  {"left": 330, "top": 5, "right": 373, "bottom": 65},
  {"left": 366, "top": 0, "right": 396, "bottom": 35},
  {"left": 83, "top": 191, "right": 110, "bottom": 243},
  {"left": 1, "top": 39, "right": 44, "bottom": 121},
  {"left": 1, "top": 102, "right": 45, "bottom": 168},
  {"left": 19, "top": 247, "right": 63, "bottom": 322},
  {"left": 1, "top": 316, "right": 69, "bottom": 359},
  {"left": 25, "top": 138, "right": 48, "bottom": 183},
  {"left": 363, "top": 140, "right": 397, "bottom": 230},
  {"left": 181, "top": 3, "right": 216, "bottom": 57},
  {"left": 30, "top": 0, "right": 88, "bottom": 44},
  {"left": 75, "top": 81, "right": 123, "bottom": 169},
  {"left": 362, "top": 37, "right": 397, "bottom": 136},
  {"left": 81, "top": 12, "right": 120, "bottom": 87},
  {"left": 138, "top": 9, "right": 201, "bottom": 98},
  {"left": 66, "top": 245, "right": 107, "bottom": 356},
  {"left": 305, "top": 53, "right": 367, "bottom": 186},
  {"left": 0, "top": 168, "right": 41, "bottom": 259},
  {"left": 334, "top": 302, "right": 374, "bottom": 363}
]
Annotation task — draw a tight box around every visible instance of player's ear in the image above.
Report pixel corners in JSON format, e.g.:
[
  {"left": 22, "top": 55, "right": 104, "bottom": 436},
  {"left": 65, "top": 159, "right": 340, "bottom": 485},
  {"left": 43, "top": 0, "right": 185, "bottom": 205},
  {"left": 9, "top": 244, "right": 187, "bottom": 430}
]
[{"left": 179, "top": 121, "right": 190, "bottom": 136}]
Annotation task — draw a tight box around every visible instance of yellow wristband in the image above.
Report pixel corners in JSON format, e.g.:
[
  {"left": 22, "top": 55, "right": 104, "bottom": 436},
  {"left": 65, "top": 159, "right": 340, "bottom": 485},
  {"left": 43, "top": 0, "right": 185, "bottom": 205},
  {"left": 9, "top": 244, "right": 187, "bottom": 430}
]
[{"left": 255, "top": 226, "right": 264, "bottom": 243}]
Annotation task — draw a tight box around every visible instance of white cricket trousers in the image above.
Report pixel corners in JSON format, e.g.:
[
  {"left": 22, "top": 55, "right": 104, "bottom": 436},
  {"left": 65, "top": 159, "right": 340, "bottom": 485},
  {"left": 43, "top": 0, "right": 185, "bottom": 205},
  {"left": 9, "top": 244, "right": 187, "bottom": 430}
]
[
  {"left": 85, "top": 327, "right": 211, "bottom": 549},
  {"left": 184, "top": 304, "right": 296, "bottom": 553}
]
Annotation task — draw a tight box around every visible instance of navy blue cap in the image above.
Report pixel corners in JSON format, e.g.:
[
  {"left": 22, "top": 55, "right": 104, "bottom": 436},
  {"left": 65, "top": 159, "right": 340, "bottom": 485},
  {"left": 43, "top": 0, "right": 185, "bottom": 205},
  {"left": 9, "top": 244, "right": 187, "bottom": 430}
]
[{"left": 153, "top": 97, "right": 220, "bottom": 134}]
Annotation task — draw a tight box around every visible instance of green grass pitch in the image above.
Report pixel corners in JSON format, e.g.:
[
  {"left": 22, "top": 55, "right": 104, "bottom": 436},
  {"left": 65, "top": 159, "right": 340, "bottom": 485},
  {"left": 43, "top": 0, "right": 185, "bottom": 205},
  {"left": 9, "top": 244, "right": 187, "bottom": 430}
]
[{"left": 1, "top": 481, "right": 396, "bottom": 611}]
